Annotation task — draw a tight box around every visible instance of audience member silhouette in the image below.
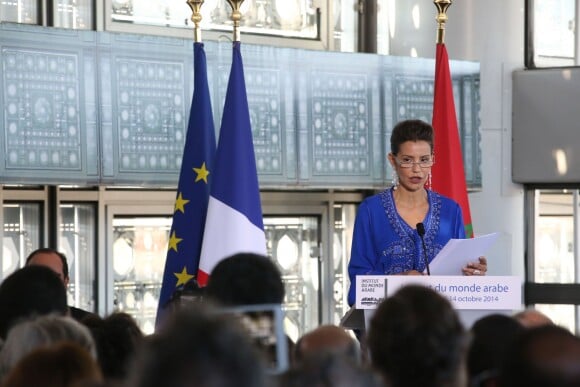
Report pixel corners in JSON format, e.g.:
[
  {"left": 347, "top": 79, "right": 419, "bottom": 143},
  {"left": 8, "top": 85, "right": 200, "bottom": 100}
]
[
  {"left": 499, "top": 324, "right": 580, "bottom": 387},
  {"left": 367, "top": 284, "right": 467, "bottom": 387},
  {"left": 1, "top": 342, "right": 102, "bottom": 387},
  {"left": 25, "top": 247, "right": 96, "bottom": 321},
  {"left": 293, "top": 324, "right": 361, "bottom": 366},
  {"left": 126, "top": 307, "right": 267, "bottom": 387},
  {"left": 82, "top": 312, "right": 144, "bottom": 382},
  {"left": 279, "top": 353, "right": 385, "bottom": 387},
  {"left": 205, "top": 252, "right": 285, "bottom": 306},
  {"left": 204, "top": 253, "right": 289, "bottom": 372},
  {"left": 513, "top": 308, "right": 553, "bottom": 328},
  {"left": 0, "top": 314, "right": 96, "bottom": 382},
  {"left": 467, "top": 313, "right": 525, "bottom": 387},
  {"left": 0, "top": 265, "right": 68, "bottom": 340}
]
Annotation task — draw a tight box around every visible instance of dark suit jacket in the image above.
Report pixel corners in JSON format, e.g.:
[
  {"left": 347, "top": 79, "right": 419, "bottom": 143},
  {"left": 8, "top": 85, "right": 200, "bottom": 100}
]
[{"left": 69, "top": 305, "right": 97, "bottom": 322}]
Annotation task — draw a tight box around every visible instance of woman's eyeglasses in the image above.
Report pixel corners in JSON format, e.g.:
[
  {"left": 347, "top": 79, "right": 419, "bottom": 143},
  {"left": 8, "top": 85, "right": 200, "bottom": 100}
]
[{"left": 395, "top": 157, "right": 434, "bottom": 168}]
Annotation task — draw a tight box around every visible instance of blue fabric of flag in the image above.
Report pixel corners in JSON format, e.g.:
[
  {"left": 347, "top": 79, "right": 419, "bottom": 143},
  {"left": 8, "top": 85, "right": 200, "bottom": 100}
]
[
  {"left": 156, "top": 42, "right": 216, "bottom": 328},
  {"left": 210, "top": 42, "right": 263, "bottom": 230},
  {"left": 197, "top": 41, "right": 266, "bottom": 285}
]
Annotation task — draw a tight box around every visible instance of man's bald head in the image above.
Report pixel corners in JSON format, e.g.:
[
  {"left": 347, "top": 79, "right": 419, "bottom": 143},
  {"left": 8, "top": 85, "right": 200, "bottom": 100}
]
[
  {"left": 25, "top": 248, "right": 69, "bottom": 287},
  {"left": 294, "top": 325, "right": 360, "bottom": 365},
  {"left": 514, "top": 309, "right": 553, "bottom": 328}
]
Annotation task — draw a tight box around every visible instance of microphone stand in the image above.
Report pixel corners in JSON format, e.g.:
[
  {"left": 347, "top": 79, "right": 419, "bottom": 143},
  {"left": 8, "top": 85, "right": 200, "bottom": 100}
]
[{"left": 416, "top": 223, "right": 431, "bottom": 275}]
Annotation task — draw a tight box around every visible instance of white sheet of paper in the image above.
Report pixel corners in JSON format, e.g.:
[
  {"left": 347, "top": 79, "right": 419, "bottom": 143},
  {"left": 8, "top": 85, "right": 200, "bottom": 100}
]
[{"left": 427, "top": 232, "right": 500, "bottom": 275}]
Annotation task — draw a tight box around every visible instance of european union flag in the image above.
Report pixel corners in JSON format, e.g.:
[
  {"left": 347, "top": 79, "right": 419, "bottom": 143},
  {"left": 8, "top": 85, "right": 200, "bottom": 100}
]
[
  {"left": 198, "top": 41, "right": 266, "bottom": 285},
  {"left": 156, "top": 42, "right": 216, "bottom": 327}
]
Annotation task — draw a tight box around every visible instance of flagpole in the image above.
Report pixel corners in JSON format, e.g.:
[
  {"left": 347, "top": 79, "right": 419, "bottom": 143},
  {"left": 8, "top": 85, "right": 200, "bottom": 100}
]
[
  {"left": 226, "top": 0, "right": 244, "bottom": 42},
  {"left": 186, "top": 0, "right": 204, "bottom": 43},
  {"left": 434, "top": 0, "right": 452, "bottom": 44}
]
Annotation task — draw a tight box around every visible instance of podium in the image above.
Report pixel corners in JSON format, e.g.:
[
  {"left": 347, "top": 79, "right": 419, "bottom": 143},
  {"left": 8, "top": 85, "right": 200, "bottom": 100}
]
[{"left": 341, "top": 275, "right": 522, "bottom": 330}]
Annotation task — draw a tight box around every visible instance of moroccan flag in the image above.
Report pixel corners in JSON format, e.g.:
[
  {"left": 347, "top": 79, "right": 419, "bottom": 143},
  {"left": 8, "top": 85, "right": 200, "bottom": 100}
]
[
  {"left": 431, "top": 43, "right": 474, "bottom": 238},
  {"left": 198, "top": 41, "right": 267, "bottom": 286},
  {"left": 156, "top": 42, "right": 216, "bottom": 327}
]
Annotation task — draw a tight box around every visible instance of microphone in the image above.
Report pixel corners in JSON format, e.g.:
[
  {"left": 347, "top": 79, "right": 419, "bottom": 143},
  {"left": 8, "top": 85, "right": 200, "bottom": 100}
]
[{"left": 416, "top": 223, "right": 430, "bottom": 276}]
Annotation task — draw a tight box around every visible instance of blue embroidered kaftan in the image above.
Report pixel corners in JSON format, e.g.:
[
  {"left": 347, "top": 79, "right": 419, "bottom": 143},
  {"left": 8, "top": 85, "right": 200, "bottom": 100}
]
[{"left": 347, "top": 188, "right": 465, "bottom": 306}]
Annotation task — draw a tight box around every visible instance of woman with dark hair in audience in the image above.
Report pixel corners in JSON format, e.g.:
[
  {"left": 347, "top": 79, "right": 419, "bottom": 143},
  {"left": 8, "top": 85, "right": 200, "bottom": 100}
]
[
  {"left": 467, "top": 313, "right": 524, "bottom": 387},
  {"left": 0, "top": 266, "right": 68, "bottom": 340},
  {"left": 367, "top": 284, "right": 467, "bottom": 387},
  {"left": 82, "top": 312, "right": 144, "bottom": 383}
]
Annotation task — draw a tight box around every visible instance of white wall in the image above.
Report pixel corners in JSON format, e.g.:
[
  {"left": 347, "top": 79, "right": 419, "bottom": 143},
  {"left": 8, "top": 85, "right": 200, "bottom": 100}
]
[{"left": 389, "top": 1, "right": 526, "bottom": 277}]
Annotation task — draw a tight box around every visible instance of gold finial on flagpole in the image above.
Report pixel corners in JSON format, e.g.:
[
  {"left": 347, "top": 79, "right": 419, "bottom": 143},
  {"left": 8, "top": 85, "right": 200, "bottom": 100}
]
[
  {"left": 186, "top": 0, "right": 204, "bottom": 43},
  {"left": 226, "top": 0, "right": 244, "bottom": 42},
  {"left": 434, "top": 0, "right": 452, "bottom": 44}
]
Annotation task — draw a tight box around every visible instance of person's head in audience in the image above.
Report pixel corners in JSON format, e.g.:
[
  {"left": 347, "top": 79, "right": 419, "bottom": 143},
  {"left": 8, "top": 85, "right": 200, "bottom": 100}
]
[
  {"left": 0, "top": 265, "right": 68, "bottom": 340},
  {"left": 499, "top": 324, "right": 580, "bottom": 387},
  {"left": 1, "top": 342, "right": 102, "bottom": 387},
  {"left": 468, "top": 313, "right": 525, "bottom": 387},
  {"left": 367, "top": 284, "right": 467, "bottom": 387},
  {"left": 25, "top": 248, "right": 97, "bottom": 322},
  {"left": 25, "top": 248, "right": 70, "bottom": 287},
  {"left": 294, "top": 324, "right": 361, "bottom": 366},
  {"left": 279, "top": 353, "right": 385, "bottom": 387},
  {"left": 0, "top": 314, "right": 96, "bottom": 382},
  {"left": 82, "top": 312, "right": 144, "bottom": 382},
  {"left": 513, "top": 308, "right": 553, "bottom": 328},
  {"left": 204, "top": 253, "right": 288, "bottom": 372},
  {"left": 127, "top": 307, "right": 267, "bottom": 387},
  {"left": 205, "top": 252, "right": 285, "bottom": 306}
]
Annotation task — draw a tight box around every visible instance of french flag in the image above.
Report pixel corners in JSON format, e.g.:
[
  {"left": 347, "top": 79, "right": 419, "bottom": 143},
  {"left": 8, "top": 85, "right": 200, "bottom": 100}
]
[{"left": 197, "top": 42, "right": 267, "bottom": 285}]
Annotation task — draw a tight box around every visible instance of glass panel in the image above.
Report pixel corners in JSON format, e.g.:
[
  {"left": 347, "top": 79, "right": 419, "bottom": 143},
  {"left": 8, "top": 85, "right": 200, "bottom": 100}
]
[
  {"left": 111, "top": 0, "right": 319, "bottom": 39},
  {"left": 332, "top": 203, "right": 356, "bottom": 324},
  {"left": 60, "top": 204, "right": 96, "bottom": 313},
  {"left": 2, "top": 203, "right": 41, "bottom": 281},
  {"left": 264, "top": 216, "right": 319, "bottom": 343},
  {"left": 333, "top": 0, "right": 357, "bottom": 52},
  {"left": 0, "top": 0, "right": 37, "bottom": 24},
  {"left": 535, "top": 304, "right": 575, "bottom": 332},
  {"left": 377, "top": 0, "right": 394, "bottom": 55},
  {"left": 532, "top": 0, "right": 576, "bottom": 67},
  {"left": 54, "top": 0, "right": 93, "bottom": 29},
  {"left": 112, "top": 216, "right": 171, "bottom": 334},
  {"left": 535, "top": 190, "right": 575, "bottom": 283}
]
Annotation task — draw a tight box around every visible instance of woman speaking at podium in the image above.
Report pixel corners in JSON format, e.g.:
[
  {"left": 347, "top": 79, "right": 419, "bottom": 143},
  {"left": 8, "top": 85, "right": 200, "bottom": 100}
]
[{"left": 347, "top": 119, "right": 487, "bottom": 306}]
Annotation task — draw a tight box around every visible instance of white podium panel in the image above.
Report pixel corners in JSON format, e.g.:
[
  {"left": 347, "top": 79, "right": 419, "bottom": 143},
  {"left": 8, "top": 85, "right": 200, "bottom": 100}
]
[{"left": 348, "top": 275, "right": 523, "bottom": 329}]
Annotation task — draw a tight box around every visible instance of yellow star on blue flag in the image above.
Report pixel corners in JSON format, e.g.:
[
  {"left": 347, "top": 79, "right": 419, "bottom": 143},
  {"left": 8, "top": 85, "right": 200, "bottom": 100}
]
[
  {"left": 193, "top": 162, "right": 210, "bottom": 183},
  {"left": 174, "top": 266, "right": 194, "bottom": 287},
  {"left": 174, "top": 192, "right": 189, "bottom": 214},
  {"left": 168, "top": 231, "right": 182, "bottom": 253}
]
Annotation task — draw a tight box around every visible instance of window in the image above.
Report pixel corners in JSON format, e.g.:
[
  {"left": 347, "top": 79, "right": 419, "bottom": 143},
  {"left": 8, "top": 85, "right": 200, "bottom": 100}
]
[
  {"left": 111, "top": 0, "right": 318, "bottom": 38},
  {"left": 60, "top": 203, "right": 97, "bottom": 313},
  {"left": 0, "top": 0, "right": 38, "bottom": 24},
  {"left": 526, "top": 0, "right": 577, "bottom": 68},
  {"left": 0, "top": 0, "right": 93, "bottom": 29},
  {"left": 2, "top": 203, "right": 42, "bottom": 279},
  {"left": 106, "top": 0, "right": 332, "bottom": 49},
  {"left": 54, "top": 0, "right": 93, "bottom": 29},
  {"left": 526, "top": 188, "right": 580, "bottom": 333}
]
